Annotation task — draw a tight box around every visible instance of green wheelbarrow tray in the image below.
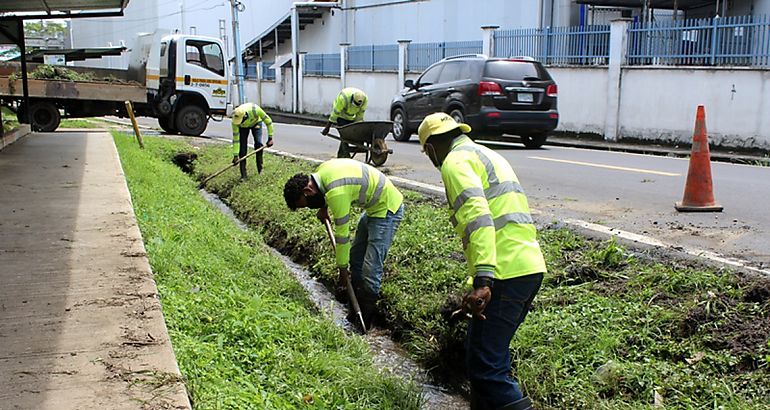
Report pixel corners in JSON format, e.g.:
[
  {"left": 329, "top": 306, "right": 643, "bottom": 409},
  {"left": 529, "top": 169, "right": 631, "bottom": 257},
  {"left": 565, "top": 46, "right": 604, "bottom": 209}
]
[{"left": 327, "top": 121, "right": 394, "bottom": 167}]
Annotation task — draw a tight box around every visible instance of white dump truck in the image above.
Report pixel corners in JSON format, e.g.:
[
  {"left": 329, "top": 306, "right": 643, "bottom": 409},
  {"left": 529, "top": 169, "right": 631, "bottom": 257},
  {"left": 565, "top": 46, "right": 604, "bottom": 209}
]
[{"left": 0, "top": 33, "right": 231, "bottom": 135}]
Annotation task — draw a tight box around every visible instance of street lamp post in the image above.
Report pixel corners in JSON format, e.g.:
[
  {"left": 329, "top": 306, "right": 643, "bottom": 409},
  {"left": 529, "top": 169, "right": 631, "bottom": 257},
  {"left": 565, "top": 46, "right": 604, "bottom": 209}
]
[{"left": 229, "top": 0, "right": 245, "bottom": 105}]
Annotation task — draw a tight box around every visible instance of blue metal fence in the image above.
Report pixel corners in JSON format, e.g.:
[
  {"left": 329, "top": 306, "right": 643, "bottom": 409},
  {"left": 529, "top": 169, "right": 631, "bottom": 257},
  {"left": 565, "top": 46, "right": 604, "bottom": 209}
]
[
  {"left": 261, "top": 61, "right": 276, "bottom": 80},
  {"left": 244, "top": 61, "right": 257, "bottom": 79},
  {"left": 628, "top": 14, "right": 770, "bottom": 67},
  {"left": 407, "top": 40, "right": 483, "bottom": 72},
  {"left": 494, "top": 25, "right": 610, "bottom": 65},
  {"left": 304, "top": 53, "right": 341, "bottom": 76},
  {"left": 347, "top": 45, "right": 398, "bottom": 71}
]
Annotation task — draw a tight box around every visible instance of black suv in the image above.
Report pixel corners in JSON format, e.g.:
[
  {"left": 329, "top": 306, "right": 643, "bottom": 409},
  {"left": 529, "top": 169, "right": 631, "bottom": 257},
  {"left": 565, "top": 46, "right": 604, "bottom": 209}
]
[{"left": 390, "top": 55, "right": 558, "bottom": 148}]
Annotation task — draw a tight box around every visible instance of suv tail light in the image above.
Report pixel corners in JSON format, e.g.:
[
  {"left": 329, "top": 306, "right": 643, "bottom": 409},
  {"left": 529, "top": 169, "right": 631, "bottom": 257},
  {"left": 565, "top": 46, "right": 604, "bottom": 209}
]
[
  {"left": 478, "top": 81, "right": 503, "bottom": 96},
  {"left": 546, "top": 84, "right": 558, "bottom": 97}
]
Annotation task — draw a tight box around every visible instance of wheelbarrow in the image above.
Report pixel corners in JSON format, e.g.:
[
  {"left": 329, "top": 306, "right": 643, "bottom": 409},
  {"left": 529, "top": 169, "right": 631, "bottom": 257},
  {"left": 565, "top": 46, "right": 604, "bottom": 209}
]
[{"left": 326, "top": 121, "right": 394, "bottom": 166}]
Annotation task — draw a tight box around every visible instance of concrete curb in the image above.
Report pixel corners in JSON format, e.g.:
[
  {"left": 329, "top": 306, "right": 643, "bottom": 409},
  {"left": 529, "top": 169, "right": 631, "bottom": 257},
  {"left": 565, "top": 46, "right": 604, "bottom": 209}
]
[{"left": 0, "top": 124, "right": 31, "bottom": 151}]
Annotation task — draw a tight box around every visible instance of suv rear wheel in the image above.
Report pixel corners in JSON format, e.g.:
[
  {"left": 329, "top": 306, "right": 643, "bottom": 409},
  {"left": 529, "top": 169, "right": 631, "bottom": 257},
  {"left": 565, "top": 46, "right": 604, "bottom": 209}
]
[
  {"left": 391, "top": 108, "right": 410, "bottom": 141},
  {"left": 449, "top": 108, "right": 465, "bottom": 126},
  {"left": 521, "top": 134, "right": 547, "bottom": 149}
]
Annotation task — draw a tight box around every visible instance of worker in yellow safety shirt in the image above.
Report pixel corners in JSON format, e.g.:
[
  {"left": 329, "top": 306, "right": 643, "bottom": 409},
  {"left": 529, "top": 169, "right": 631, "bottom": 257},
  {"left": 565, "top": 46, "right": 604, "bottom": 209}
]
[
  {"left": 418, "top": 112, "right": 546, "bottom": 410},
  {"left": 282, "top": 158, "right": 404, "bottom": 332},
  {"left": 231, "top": 103, "right": 274, "bottom": 179},
  {"left": 321, "top": 87, "right": 368, "bottom": 158}
]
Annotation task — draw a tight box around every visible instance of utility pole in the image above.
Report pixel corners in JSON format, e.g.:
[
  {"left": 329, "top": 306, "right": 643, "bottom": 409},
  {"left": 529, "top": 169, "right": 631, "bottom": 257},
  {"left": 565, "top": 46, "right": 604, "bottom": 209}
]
[{"left": 229, "top": 0, "right": 245, "bottom": 105}]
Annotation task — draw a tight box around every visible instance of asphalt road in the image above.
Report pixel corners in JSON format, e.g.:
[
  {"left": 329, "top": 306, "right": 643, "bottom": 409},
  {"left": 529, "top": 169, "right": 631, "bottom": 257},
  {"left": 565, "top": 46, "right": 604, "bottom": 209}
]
[{"left": 127, "top": 116, "right": 770, "bottom": 270}]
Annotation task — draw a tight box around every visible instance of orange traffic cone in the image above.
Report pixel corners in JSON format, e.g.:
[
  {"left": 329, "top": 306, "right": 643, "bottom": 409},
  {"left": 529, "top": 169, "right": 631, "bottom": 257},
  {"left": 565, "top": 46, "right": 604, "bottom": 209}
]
[{"left": 675, "top": 105, "right": 723, "bottom": 212}]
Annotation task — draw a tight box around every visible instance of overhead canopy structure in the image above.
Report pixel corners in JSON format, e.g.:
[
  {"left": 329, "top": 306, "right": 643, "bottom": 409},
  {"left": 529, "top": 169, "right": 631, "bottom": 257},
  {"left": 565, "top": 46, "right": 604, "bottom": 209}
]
[
  {"left": 243, "top": 6, "right": 332, "bottom": 58},
  {"left": 575, "top": 0, "right": 716, "bottom": 10},
  {"left": 0, "top": 0, "right": 129, "bottom": 18},
  {"left": 9, "top": 46, "right": 127, "bottom": 63},
  {"left": 0, "top": 0, "right": 130, "bottom": 131}
]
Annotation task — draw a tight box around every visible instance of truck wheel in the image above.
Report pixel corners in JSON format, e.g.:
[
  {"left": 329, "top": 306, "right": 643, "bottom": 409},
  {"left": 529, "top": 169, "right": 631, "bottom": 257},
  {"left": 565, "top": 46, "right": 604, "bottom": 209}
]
[
  {"left": 158, "top": 116, "right": 177, "bottom": 134},
  {"left": 19, "top": 102, "right": 61, "bottom": 132},
  {"left": 175, "top": 105, "right": 207, "bottom": 136}
]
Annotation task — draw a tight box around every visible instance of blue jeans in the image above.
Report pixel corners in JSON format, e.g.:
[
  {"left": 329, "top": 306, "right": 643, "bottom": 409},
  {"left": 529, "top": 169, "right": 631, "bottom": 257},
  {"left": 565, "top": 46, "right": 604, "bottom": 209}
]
[
  {"left": 466, "top": 273, "right": 543, "bottom": 409},
  {"left": 349, "top": 204, "right": 404, "bottom": 296},
  {"left": 239, "top": 125, "right": 264, "bottom": 174}
]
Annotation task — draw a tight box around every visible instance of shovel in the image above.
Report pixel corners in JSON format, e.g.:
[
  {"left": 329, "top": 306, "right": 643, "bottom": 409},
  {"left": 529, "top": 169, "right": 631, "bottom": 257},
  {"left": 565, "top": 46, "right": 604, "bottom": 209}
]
[
  {"left": 323, "top": 218, "right": 367, "bottom": 333},
  {"left": 198, "top": 146, "right": 265, "bottom": 189}
]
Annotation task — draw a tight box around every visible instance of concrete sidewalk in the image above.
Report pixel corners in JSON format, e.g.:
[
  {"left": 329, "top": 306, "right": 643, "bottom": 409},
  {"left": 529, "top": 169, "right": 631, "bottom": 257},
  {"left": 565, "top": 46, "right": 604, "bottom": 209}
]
[{"left": 0, "top": 132, "right": 190, "bottom": 409}]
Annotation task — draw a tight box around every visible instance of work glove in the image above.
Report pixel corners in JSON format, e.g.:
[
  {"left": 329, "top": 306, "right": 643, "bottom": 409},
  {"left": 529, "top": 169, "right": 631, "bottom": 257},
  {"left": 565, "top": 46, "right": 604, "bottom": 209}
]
[
  {"left": 232, "top": 155, "right": 239, "bottom": 164},
  {"left": 321, "top": 123, "right": 331, "bottom": 136},
  {"left": 462, "top": 286, "right": 492, "bottom": 320},
  {"left": 316, "top": 207, "right": 330, "bottom": 223},
  {"left": 266, "top": 137, "right": 274, "bottom": 147},
  {"left": 337, "top": 267, "right": 351, "bottom": 288},
  {"left": 335, "top": 267, "right": 351, "bottom": 301}
]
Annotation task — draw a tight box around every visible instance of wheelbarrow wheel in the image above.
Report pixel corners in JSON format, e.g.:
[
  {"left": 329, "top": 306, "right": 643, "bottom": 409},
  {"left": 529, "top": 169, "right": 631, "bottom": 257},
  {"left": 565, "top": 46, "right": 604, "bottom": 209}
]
[{"left": 369, "top": 138, "right": 389, "bottom": 167}]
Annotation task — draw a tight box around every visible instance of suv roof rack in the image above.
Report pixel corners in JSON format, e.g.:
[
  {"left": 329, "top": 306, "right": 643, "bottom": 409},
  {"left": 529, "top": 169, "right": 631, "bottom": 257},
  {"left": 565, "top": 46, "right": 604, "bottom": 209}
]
[
  {"left": 504, "top": 56, "right": 537, "bottom": 62},
  {"left": 442, "top": 54, "right": 487, "bottom": 61}
]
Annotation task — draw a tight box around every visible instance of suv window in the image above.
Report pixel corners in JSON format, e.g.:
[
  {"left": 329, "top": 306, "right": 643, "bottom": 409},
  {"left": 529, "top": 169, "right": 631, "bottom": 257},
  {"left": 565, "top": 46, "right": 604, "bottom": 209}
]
[
  {"left": 483, "top": 60, "right": 551, "bottom": 81},
  {"left": 418, "top": 63, "right": 443, "bottom": 86},
  {"left": 437, "top": 61, "right": 471, "bottom": 83}
]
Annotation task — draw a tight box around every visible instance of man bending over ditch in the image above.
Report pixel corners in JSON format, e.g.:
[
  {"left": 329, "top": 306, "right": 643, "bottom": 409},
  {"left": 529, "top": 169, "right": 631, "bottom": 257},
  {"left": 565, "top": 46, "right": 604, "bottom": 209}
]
[
  {"left": 283, "top": 159, "right": 404, "bottom": 331},
  {"left": 418, "top": 112, "right": 546, "bottom": 410}
]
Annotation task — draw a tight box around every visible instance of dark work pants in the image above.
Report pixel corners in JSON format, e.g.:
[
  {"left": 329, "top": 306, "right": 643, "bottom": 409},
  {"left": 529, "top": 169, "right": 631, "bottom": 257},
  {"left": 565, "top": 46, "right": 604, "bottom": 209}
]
[
  {"left": 335, "top": 118, "right": 354, "bottom": 158},
  {"left": 238, "top": 125, "right": 263, "bottom": 178},
  {"left": 467, "top": 273, "right": 543, "bottom": 409}
]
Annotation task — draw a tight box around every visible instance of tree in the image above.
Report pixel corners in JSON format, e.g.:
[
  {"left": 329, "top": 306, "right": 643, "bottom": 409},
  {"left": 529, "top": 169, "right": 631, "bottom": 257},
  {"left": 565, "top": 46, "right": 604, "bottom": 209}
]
[{"left": 24, "top": 20, "right": 67, "bottom": 39}]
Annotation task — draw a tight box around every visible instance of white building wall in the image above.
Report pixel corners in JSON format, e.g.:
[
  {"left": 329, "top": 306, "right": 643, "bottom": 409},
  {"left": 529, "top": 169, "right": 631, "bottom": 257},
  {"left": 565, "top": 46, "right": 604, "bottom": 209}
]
[
  {"left": 72, "top": 0, "right": 232, "bottom": 69},
  {"left": 71, "top": 0, "right": 159, "bottom": 69}
]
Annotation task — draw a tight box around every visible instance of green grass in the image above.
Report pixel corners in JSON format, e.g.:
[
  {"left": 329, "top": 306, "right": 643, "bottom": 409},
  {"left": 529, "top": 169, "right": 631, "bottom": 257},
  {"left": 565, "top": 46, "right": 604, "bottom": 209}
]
[
  {"left": 59, "top": 118, "right": 104, "bottom": 128},
  {"left": 113, "top": 133, "right": 422, "bottom": 410},
  {"left": 2, "top": 106, "right": 19, "bottom": 133},
  {"left": 189, "top": 143, "right": 770, "bottom": 410}
]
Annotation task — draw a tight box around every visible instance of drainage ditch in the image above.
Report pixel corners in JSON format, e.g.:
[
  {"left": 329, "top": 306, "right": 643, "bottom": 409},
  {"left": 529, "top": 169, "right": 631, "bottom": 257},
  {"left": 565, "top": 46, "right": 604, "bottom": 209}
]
[{"left": 199, "top": 190, "right": 467, "bottom": 409}]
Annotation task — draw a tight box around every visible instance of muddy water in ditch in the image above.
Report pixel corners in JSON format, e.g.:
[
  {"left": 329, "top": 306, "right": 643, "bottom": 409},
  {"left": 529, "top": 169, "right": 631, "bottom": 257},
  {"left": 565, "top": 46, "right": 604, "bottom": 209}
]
[{"left": 200, "top": 190, "right": 467, "bottom": 410}]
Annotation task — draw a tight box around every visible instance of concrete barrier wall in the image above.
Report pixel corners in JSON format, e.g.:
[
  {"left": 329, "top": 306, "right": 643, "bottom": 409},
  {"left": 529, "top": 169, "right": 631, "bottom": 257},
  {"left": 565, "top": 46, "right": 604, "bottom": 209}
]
[
  {"left": 619, "top": 67, "right": 770, "bottom": 149},
  {"left": 250, "top": 66, "right": 770, "bottom": 150},
  {"left": 548, "top": 67, "right": 609, "bottom": 135},
  {"left": 300, "top": 76, "right": 342, "bottom": 119},
  {"left": 344, "top": 71, "right": 401, "bottom": 121}
]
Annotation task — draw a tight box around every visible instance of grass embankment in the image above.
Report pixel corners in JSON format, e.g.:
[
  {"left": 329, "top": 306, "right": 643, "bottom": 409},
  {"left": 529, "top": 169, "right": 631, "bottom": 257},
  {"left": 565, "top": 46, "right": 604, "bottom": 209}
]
[
  {"left": 114, "top": 133, "right": 422, "bottom": 409},
  {"left": 191, "top": 143, "right": 770, "bottom": 410}
]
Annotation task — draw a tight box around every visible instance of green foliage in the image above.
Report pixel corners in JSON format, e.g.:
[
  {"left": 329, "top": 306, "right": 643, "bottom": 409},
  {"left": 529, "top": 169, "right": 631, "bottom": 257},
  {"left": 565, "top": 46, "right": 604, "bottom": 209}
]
[
  {"left": 145, "top": 138, "right": 770, "bottom": 409},
  {"left": 113, "top": 134, "right": 422, "bottom": 409},
  {"left": 24, "top": 21, "right": 67, "bottom": 39},
  {"left": 29, "top": 65, "right": 94, "bottom": 81}
]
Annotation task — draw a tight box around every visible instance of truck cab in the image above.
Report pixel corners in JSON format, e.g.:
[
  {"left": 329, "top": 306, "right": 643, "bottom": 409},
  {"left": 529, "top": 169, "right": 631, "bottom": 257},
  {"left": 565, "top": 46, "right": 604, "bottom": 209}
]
[{"left": 149, "top": 34, "right": 230, "bottom": 135}]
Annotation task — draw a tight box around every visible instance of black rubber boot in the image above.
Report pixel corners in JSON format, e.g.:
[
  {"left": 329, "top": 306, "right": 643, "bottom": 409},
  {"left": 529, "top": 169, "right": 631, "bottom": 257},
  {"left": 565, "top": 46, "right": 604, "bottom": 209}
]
[
  {"left": 357, "top": 292, "right": 378, "bottom": 330},
  {"left": 256, "top": 148, "right": 264, "bottom": 174},
  {"left": 470, "top": 387, "right": 489, "bottom": 410},
  {"left": 498, "top": 397, "right": 533, "bottom": 410},
  {"left": 239, "top": 159, "right": 247, "bottom": 180}
]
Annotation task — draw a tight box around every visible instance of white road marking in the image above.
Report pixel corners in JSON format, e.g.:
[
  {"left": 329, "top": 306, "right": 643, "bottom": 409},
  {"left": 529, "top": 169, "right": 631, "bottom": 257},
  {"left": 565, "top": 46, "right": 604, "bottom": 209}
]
[{"left": 529, "top": 156, "right": 680, "bottom": 176}]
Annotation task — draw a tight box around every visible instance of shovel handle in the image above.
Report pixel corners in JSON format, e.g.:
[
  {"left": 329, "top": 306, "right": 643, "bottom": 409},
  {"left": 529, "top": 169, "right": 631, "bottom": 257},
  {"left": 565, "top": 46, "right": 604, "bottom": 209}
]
[{"left": 198, "top": 146, "right": 265, "bottom": 188}]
